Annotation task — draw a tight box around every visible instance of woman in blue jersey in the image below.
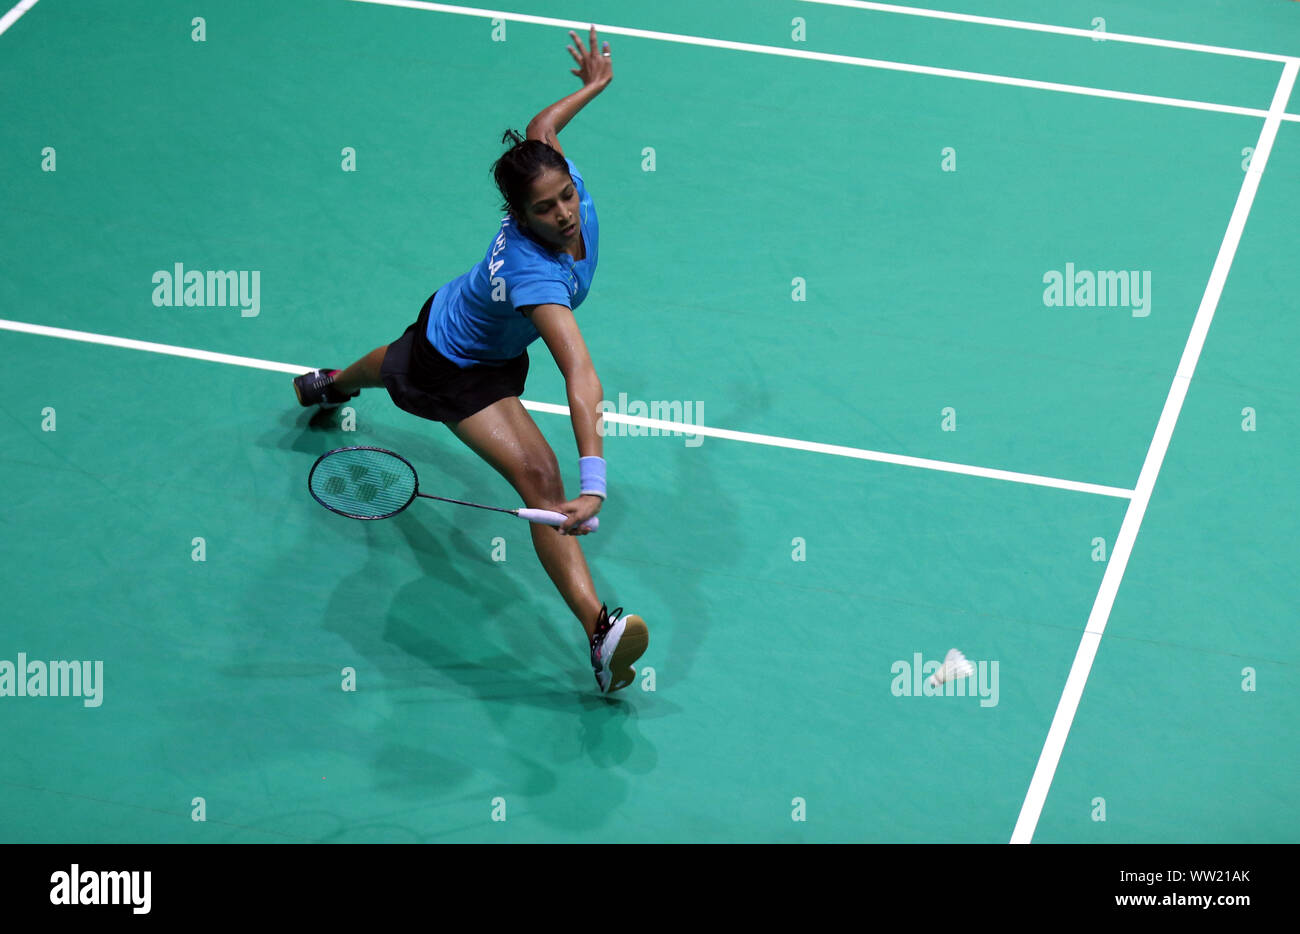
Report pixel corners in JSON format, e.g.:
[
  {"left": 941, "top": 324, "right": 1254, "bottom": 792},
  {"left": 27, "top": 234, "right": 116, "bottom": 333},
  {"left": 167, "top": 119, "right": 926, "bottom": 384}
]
[{"left": 292, "top": 27, "right": 647, "bottom": 695}]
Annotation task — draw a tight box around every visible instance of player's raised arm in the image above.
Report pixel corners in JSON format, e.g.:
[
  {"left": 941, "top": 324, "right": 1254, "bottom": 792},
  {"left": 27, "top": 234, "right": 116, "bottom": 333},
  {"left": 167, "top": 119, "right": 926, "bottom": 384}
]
[{"left": 526, "top": 25, "right": 613, "bottom": 156}]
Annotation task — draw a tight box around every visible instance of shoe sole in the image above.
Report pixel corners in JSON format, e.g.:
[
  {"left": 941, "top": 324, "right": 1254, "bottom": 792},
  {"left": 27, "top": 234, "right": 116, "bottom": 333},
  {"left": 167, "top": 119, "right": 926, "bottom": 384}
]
[{"left": 603, "top": 615, "right": 648, "bottom": 693}]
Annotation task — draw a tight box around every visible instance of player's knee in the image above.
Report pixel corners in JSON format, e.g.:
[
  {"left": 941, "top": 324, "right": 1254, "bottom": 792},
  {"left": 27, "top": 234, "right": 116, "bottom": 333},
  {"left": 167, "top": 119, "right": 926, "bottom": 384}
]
[{"left": 517, "top": 459, "right": 564, "bottom": 507}]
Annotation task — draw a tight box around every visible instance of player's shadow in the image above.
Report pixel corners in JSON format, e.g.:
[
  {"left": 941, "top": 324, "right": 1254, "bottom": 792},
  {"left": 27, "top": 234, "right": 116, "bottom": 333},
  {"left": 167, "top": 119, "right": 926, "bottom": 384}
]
[
  {"left": 264, "top": 399, "right": 662, "bottom": 830},
  {"left": 304, "top": 493, "right": 653, "bottom": 833},
  {"left": 383, "top": 513, "right": 660, "bottom": 772},
  {"left": 257, "top": 402, "right": 404, "bottom": 458}
]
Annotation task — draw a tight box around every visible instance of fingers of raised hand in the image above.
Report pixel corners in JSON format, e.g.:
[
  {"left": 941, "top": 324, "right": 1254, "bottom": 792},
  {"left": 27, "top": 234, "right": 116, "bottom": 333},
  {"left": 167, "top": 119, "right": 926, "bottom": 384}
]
[{"left": 568, "top": 31, "right": 586, "bottom": 59}]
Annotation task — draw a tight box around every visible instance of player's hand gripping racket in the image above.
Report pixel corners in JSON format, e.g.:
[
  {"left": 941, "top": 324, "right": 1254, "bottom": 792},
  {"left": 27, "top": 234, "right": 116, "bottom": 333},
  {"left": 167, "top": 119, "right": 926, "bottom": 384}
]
[{"left": 308, "top": 446, "right": 599, "bottom": 532}]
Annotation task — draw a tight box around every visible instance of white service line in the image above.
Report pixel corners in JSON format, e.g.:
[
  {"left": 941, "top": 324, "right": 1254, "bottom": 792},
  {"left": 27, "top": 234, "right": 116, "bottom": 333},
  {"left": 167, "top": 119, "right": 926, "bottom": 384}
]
[
  {"left": 1010, "top": 59, "right": 1299, "bottom": 845},
  {"left": 347, "top": 0, "right": 1286, "bottom": 120},
  {"left": 529, "top": 400, "right": 1133, "bottom": 499},
  {"left": 798, "top": 0, "right": 1299, "bottom": 64},
  {"left": 0, "top": 0, "right": 39, "bottom": 38},
  {"left": 0, "top": 317, "right": 1133, "bottom": 499},
  {"left": 0, "top": 318, "right": 313, "bottom": 375}
]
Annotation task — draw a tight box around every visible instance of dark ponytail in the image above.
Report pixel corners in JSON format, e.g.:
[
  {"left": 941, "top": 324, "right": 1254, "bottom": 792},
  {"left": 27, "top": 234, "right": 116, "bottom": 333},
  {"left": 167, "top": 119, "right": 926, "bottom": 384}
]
[{"left": 492, "top": 129, "right": 569, "bottom": 219}]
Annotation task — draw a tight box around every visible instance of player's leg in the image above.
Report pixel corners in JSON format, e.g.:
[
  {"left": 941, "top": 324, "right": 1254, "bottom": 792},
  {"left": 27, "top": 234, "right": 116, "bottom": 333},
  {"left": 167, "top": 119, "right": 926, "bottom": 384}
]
[
  {"left": 332, "top": 345, "right": 389, "bottom": 395},
  {"left": 445, "top": 395, "right": 604, "bottom": 638}
]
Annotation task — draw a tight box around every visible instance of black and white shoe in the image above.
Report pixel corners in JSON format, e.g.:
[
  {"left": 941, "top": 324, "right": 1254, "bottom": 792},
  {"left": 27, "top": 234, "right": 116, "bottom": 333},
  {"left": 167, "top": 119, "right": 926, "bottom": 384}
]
[
  {"left": 590, "top": 604, "right": 648, "bottom": 694},
  {"left": 293, "top": 368, "right": 357, "bottom": 409}
]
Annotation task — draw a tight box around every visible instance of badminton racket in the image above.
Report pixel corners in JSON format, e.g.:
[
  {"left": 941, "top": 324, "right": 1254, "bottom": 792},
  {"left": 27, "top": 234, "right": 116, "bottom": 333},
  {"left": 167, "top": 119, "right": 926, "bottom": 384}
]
[{"left": 307, "top": 445, "right": 599, "bottom": 532}]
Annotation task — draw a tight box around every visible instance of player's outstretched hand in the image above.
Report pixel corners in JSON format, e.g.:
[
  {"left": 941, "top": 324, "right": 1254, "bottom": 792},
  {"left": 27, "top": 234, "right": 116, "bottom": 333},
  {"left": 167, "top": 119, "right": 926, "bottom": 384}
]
[
  {"left": 567, "top": 25, "right": 612, "bottom": 89},
  {"left": 556, "top": 493, "right": 603, "bottom": 535}
]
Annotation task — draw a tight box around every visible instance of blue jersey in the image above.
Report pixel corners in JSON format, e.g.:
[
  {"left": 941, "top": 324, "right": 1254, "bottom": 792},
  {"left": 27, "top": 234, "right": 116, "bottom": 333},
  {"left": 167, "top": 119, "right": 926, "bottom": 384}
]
[{"left": 427, "top": 157, "right": 599, "bottom": 367}]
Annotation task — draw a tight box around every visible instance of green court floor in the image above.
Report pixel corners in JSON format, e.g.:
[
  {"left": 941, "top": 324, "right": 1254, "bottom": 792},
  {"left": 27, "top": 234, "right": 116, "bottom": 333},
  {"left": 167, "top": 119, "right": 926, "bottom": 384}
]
[{"left": 1, "top": 0, "right": 1296, "bottom": 842}]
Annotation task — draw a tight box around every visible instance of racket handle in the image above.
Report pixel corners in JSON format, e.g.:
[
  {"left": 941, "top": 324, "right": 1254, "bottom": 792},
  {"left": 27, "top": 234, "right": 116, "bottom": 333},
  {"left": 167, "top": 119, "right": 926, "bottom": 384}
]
[{"left": 516, "top": 508, "right": 599, "bottom": 532}]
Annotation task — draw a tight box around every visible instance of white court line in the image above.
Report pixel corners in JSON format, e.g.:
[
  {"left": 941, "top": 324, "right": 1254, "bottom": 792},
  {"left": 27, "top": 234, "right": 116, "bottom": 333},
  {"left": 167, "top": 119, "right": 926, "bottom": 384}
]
[
  {"left": 0, "top": 317, "right": 1133, "bottom": 499},
  {"left": 799, "top": 0, "right": 1299, "bottom": 64},
  {"left": 347, "top": 0, "right": 1295, "bottom": 121},
  {"left": 527, "top": 400, "right": 1132, "bottom": 499},
  {"left": 1010, "top": 60, "right": 1299, "bottom": 845},
  {"left": 0, "top": 318, "right": 313, "bottom": 375},
  {"left": 0, "top": 0, "right": 40, "bottom": 38}
]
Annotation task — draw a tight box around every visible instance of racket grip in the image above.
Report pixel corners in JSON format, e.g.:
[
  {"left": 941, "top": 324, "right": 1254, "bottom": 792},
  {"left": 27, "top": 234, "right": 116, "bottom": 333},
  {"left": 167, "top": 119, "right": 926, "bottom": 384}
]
[{"left": 517, "top": 508, "right": 599, "bottom": 532}]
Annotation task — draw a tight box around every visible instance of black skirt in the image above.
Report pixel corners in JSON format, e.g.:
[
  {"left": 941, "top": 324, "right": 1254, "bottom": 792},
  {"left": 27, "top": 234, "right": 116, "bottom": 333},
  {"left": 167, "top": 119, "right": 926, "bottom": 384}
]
[{"left": 381, "top": 291, "right": 530, "bottom": 424}]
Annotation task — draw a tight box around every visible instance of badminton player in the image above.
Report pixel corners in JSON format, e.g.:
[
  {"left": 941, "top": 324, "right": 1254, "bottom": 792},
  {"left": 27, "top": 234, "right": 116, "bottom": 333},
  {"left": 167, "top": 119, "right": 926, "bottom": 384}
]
[{"left": 292, "top": 26, "right": 647, "bottom": 694}]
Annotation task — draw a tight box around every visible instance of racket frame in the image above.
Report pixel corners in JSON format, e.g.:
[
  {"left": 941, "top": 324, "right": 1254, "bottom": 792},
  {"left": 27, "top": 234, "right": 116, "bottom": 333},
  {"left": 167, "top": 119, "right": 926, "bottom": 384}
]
[{"left": 307, "top": 445, "right": 421, "bottom": 520}]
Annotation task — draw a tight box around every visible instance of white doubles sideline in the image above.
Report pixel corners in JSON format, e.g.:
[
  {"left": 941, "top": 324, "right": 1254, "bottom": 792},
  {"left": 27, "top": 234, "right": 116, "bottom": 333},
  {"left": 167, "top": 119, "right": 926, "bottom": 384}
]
[
  {"left": 348, "top": 0, "right": 1300, "bottom": 122},
  {"left": 0, "top": 316, "right": 1132, "bottom": 499},
  {"left": 1010, "top": 60, "right": 1300, "bottom": 844},
  {"left": 798, "top": 0, "right": 1299, "bottom": 64}
]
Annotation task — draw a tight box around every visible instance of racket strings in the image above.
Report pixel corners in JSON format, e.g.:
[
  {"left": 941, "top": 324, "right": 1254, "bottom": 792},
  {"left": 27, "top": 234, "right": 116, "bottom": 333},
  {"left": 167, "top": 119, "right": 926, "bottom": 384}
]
[{"left": 309, "top": 447, "right": 418, "bottom": 519}]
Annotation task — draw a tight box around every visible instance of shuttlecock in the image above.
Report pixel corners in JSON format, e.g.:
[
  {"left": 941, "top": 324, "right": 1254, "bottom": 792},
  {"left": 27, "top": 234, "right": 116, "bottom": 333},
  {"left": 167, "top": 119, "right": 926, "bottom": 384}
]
[{"left": 926, "top": 648, "right": 975, "bottom": 689}]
